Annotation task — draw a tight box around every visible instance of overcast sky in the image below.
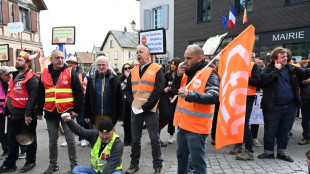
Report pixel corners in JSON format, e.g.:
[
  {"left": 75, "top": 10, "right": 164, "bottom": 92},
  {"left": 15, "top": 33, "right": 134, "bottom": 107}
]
[{"left": 40, "top": 0, "right": 140, "bottom": 56}]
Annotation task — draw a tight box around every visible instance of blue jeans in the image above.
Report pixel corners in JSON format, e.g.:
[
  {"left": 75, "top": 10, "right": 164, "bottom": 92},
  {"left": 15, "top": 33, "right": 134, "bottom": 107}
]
[
  {"left": 263, "top": 103, "right": 297, "bottom": 154},
  {"left": 177, "top": 128, "right": 207, "bottom": 174},
  {"left": 130, "top": 111, "right": 163, "bottom": 169},
  {"left": 244, "top": 97, "right": 254, "bottom": 153},
  {"left": 4, "top": 117, "right": 37, "bottom": 166},
  {"left": 72, "top": 166, "right": 122, "bottom": 174},
  {"left": 301, "top": 98, "right": 310, "bottom": 139}
]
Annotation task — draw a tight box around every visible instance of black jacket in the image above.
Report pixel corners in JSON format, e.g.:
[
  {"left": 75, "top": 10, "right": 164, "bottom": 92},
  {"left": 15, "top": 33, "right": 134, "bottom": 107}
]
[
  {"left": 5, "top": 69, "right": 39, "bottom": 119},
  {"left": 124, "top": 62, "right": 165, "bottom": 112},
  {"left": 84, "top": 69, "right": 124, "bottom": 125},
  {"left": 171, "top": 60, "right": 220, "bottom": 105},
  {"left": 261, "top": 62, "right": 310, "bottom": 113},
  {"left": 158, "top": 71, "right": 176, "bottom": 120},
  {"left": 36, "top": 64, "right": 83, "bottom": 120}
]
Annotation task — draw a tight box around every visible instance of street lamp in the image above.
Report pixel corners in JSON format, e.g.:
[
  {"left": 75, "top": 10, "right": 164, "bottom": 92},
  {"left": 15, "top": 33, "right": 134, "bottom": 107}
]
[{"left": 130, "top": 20, "right": 139, "bottom": 32}]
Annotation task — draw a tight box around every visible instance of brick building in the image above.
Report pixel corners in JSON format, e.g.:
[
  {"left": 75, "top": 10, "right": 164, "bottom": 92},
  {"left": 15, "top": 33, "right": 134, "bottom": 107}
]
[{"left": 174, "top": 0, "right": 310, "bottom": 63}]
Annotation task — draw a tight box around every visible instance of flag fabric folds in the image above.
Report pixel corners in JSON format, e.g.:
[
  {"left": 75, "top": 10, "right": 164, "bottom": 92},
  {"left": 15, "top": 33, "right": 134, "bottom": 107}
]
[
  {"left": 215, "top": 25, "right": 255, "bottom": 150},
  {"left": 243, "top": 7, "right": 248, "bottom": 24},
  {"left": 58, "top": 44, "right": 67, "bottom": 59},
  {"left": 222, "top": 15, "right": 229, "bottom": 29},
  {"left": 228, "top": 5, "right": 237, "bottom": 30}
]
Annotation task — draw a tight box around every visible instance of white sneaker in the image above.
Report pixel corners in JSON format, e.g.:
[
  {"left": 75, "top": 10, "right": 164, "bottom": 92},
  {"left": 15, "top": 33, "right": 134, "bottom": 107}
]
[
  {"left": 80, "top": 139, "right": 87, "bottom": 147},
  {"left": 61, "top": 141, "right": 67, "bottom": 147},
  {"left": 253, "top": 138, "right": 261, "bottom": 147},
  {"left": 168, "top": 135, "right": 174, "bottom": 144}
]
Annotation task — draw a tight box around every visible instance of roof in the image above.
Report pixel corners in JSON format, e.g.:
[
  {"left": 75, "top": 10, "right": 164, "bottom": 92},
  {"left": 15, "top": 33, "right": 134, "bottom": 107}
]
[
  {"left": 100, "top": 30, "right": 138, "bottom": 50},
  {"left": 32, "top": 0, "right": 48, "bottom": 10},
  {"left": 75, "top": 52, "right": 92, "bottom": 64}
]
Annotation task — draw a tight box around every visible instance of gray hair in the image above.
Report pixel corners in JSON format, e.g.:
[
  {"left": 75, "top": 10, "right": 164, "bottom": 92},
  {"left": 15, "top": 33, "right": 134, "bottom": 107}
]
[
  {"left": 51, "top": 50, "right": 64, "bottom": 58},
  {"left": 95, "top": 56, "right": 109, "bottom": 66},
  {"left": 186, "top": 44, "right": 204, "bottom": 56}
]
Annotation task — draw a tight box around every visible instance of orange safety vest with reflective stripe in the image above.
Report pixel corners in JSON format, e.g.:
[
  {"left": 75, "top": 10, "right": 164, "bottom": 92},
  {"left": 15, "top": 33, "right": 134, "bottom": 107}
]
[
  {"left": 7, "top": 70, "right": 36, "bottom": 108},
  {"left": 41, "top": 67, "right": 74, "bottom": 113},
  {"left": 131, "top": 63, "right": 162, "bottom": 97},
  {"left": 174, "top": 67, "right": 215, "bottom": 134},
  {"left": 247, "top": 62, "right": 256, "bottom": 96}
]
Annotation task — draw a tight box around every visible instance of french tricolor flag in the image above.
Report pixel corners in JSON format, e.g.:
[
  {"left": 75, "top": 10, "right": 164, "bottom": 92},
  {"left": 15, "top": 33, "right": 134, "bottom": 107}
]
[{"left": 228, "top": 5, "right": 237, "bottom": 30}]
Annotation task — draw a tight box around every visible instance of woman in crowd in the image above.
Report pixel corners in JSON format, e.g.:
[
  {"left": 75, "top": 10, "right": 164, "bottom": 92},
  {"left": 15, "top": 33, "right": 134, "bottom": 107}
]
[
  {"left": 158, "top": 57, "right": 181, "bottom": 146},
  {"left": 120, "top": 63, "right": 133, "bottom": 146}
]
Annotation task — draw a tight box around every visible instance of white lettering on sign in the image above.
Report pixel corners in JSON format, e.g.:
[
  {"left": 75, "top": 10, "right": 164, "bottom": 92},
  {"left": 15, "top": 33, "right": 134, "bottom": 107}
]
[{"left": 272, "top": 31, "right": 305, "bottom": 41}]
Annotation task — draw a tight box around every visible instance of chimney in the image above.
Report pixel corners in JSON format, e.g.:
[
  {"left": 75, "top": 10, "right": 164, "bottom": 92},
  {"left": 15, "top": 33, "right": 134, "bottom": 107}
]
[{"left": 124, "top": 26, "right": 127, "bottom": 32}]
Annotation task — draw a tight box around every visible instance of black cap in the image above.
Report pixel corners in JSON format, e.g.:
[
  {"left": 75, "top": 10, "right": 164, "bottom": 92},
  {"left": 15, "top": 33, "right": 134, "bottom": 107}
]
[{"left": 98, "top": 119, "right": 114, "bottom": 133}]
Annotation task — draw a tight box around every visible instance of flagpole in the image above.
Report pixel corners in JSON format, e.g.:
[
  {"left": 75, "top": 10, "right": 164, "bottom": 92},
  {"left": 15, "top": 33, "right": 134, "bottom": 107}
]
[{"left": 170, "top": 52, "right": 222, "bottom": 103}]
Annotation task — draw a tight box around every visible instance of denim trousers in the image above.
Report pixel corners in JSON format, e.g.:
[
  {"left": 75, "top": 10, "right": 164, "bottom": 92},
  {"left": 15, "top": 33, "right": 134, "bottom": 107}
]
[
  {"left": 244, "top": 97, "right": 255, "bottom": 153},
  {"left": 177, "top": 128, "right": 207, "bottom": 174},
  {"left": 46, "top": 119, "right": 77, "bottom": 168},
  {"left": 72, "top": 166, "right": 122, "bottom": 174},
  {"left": 263, "top": 103, "right": 297, "bottom": 154},
  {"left": 301, "top": 98, "right": 310, "bottom": 139},
  {"left": 4, "top": 117, "right": 37, "bottom": 166},
  {"left": 130, "top": 111, "right": 163, "bottom": 169},
  {"left": 76, "top": 104, "right": 85, "bottom": 141}
]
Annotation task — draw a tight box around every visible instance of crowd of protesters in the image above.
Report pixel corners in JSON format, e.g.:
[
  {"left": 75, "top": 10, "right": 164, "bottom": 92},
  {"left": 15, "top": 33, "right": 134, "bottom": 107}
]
[{"left": 0, "top": 45, "right": 310, "bottom": 174}]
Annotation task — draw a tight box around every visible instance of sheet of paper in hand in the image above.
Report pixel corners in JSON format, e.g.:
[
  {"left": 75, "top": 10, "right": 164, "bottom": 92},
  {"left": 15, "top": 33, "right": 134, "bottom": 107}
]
[{"left": 132, "top": 89, "right": 158, "bottom": 113}]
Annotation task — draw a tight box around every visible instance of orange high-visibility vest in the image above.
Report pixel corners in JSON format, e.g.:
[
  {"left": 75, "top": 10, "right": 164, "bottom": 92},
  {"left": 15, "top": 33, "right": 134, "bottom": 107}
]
[
  {"left": 174, "top": 67, "right": 215, "bottom": 134},
  {"left": 41, "top": 67, "right": 74, "bottom": 113},
  {"left": 7, "top": 70, "right": 36, "bottom": 108},
  {"left": 131, "top": 63, "right": 162, "bottom": 97},
  {"left": 247, "top": 62, "right": 256, "bottom": 96},
  {"left": 78, "top": 73, "right": 84, "bottom": 94}
]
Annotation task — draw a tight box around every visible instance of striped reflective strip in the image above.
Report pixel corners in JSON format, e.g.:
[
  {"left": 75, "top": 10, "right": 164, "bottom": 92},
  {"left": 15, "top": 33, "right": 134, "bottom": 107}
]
[
  {"left": 176, "top": 106, "right": 214, "bottom": 118},
  {"left": 140, "top": 80, "right": 155, "bottom": 86},
  {"left": 132, "top": 81, "right": 139, "bottom": 85},
  {"left": 55, "top": 89, "right": 73, "bottom": 93},
  {"left": 56, "top": 98, "right": 74, "bottom": 103},
  {"left": 45, "top": 97, "right": 55, "bottom": 102},
  {"left": 45, "top": 88, "right": 55, "bottom": 93}
]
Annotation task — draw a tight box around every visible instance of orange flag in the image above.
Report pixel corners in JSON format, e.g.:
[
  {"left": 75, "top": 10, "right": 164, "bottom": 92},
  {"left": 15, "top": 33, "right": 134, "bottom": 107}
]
[
  {"left": 215, "top": 25, "right": 255, "bottom": 149},
  {"left": 243, "top": 8, "right": 248, "bottom": 24}
]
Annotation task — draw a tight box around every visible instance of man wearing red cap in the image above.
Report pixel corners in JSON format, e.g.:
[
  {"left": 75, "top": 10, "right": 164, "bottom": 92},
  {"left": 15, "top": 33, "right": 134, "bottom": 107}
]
[{"left": 0, "top": 49, "right": 39, "bottom": 173}]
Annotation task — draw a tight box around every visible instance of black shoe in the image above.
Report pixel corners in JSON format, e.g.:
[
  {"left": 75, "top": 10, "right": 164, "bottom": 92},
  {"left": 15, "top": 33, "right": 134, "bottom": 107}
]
[
  {"left": 160, "top": 141, "right": 167, "bottom": 147},
  {"left": 44, "top": 165, "right": 59, "bottom": 174},
  {"left": 124, "top": 142, "right": 131, "bottom": 146},
  {"left": 211, "top": 138, "right": 215, "bottom": 145},
  {"left": 257, "top": 153, "right": 275, "bottom": 159},
  {"left": 21, "top": 162, "right": 36, "bottom": 173},
  {"left": 126, "top": 165, "right": 139, "bottom": 174},
  {"left": 277, "top": 153, "right": 294, "bottom": 162},
  {"left": 0, "top": 164, "right": 17, "bottom": 173},
  {"left": 154, "top": 168, "right": 162, "bottom": 174}
]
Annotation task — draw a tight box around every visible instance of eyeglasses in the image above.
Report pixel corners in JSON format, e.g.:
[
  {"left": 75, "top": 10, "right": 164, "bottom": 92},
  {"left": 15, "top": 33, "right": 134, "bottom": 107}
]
[
  {"left": 97, "top": 64, "right": 107, "bottom": 67},
  {"left": 124, "top": 67, "right": 131, "bottom": 71}
]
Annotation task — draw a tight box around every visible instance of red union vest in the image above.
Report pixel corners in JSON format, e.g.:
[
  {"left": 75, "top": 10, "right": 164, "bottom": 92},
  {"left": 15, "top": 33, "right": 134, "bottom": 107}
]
[
  {"left": 174, "top": 67, "right": 215, "bottom": 134},
  {"left": 247, "top": 62, "right": 256, "bottom": 96},
  {"left": 7, "top": 70, "right": 35, "bottom": 108},
  {"left": 41, "top": 67, "right": 74, "bottom": 113}
]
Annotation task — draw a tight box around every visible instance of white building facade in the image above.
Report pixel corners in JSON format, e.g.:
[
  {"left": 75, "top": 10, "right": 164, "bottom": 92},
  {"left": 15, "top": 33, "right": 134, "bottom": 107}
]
[{"left": 138, "top": 0, "right": 174, "bottom": 64}]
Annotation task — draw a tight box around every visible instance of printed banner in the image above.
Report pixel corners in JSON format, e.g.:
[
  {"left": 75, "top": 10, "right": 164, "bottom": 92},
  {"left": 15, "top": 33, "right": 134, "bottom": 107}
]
[
  {"left": 0, "top": 44, "right": 9, "bottom": 62},
  {"left": 215, "top": 25, "right": 255, "bottom": 149},
  {"left": 249, "top": 92, "right": 264, "bottom": 125},
  {"left": 52, "top": 27, "right": 75, "bottom": 45}
]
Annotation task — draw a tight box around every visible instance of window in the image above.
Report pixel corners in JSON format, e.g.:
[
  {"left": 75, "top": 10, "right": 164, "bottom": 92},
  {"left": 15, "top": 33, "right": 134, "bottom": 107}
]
[
  {"left": 197, "top": 0, "right": 211, "bottom": 22},
  {"left": 128, "top": 51, "right": 133, "bottom": 59},
  {"left": 234, "top": 0, "right": 253, "bottom": 14},
  {"left": 19, "top": 7, "right": 30, "bottom": 30},
  {"left": 110, "top": 40, "right": 114, "bottom": 48},
  {"left": 114, "top": 51, "right": 118, "bottom": 60},
  {"left": 284, "top": 0, "right": 310, "bottom": 5},
  {"left": 106, "top": 52, "right": 110, "bottom": 60},
  {"left": 154, "top": 7, "right": 163, "bottom": 29},
  {"left": 114, "top": 63, "right": 118, "bottom": 69}
]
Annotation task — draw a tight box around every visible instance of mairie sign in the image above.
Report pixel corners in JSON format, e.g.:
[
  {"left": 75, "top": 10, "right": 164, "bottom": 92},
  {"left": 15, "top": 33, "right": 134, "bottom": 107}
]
[{"left": 8, "top": 22, "right": 24, "bottom": 33}]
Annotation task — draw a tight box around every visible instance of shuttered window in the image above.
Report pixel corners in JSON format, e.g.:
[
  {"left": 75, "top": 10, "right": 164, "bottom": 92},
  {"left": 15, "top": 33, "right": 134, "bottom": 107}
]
[
  {"left": 2, "top": 0, "right": 9, "bottom": 25},
  {"left": 12, "top": 3, "right": 19, "bottom": 22},
  {"left": 19, "top": 7, "right": 30, "bottom": 30},
  {"left": 31, "top": 11, "right": 37, "bottom": 32}
]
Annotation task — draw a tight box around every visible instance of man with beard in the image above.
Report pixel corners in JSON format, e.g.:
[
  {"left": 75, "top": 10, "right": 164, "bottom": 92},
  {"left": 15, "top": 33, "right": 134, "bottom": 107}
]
[
  {"left": 0, "top": 50, "right": 39, "bottom": 173},
  {"left": 172, "top": 44, "right": 220, "bottom": 174}
]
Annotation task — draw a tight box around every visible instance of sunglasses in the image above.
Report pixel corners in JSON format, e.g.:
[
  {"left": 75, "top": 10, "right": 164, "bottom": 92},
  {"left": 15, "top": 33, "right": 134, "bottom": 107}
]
[{"left": 124, "top": 67, "right": 131, "bottom": 70}]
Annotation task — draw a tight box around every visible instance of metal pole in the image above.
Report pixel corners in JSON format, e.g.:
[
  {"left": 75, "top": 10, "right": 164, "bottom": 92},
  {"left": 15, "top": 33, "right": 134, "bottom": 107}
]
[{"left": 20, "top": 32, "right": 22, "bottom": 49}]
